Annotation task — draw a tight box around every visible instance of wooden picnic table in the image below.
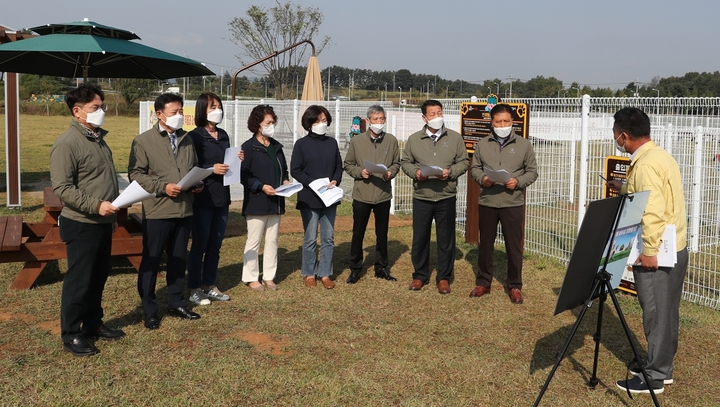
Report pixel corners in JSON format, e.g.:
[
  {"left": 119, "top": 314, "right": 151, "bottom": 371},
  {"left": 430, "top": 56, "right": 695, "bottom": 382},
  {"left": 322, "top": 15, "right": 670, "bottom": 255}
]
[{"left": 0, "top": 187, "right": 143, "bottom": 290}]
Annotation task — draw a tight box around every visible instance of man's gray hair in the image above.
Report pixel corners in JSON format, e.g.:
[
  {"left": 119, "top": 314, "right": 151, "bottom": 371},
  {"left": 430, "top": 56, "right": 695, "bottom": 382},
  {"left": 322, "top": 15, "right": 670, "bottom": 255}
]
[{"left": 367, "top": 104, "right": 386, "bottom": 118}]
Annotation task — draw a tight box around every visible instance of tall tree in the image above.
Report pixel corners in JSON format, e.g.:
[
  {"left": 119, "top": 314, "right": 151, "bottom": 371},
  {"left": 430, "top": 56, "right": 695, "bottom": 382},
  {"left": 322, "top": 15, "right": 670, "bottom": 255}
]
[
  {"left": 229, "top": 1, "right": 331, "bottom": 99},
  {"left": 115, "top": 78, "right": 158, "bottom": 106}
]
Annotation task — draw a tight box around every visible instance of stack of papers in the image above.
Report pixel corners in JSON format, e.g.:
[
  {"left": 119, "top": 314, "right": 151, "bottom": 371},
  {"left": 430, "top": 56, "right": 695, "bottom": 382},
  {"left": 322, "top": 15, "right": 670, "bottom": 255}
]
[
  {"left": 309, "top": 178, "right": 343, "bottom": 207},
  {"left": 274, "top": 182, "right": 303, "bottom": 197},
  {"left": 111, "top": 181, "right": 155, "bottom": 208}
]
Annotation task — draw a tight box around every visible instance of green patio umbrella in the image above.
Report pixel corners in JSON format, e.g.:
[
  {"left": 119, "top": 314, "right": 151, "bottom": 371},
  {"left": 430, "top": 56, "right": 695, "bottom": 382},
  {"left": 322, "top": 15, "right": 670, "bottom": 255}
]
[{"left": 0, "top": 19, "right": 213, "bottom": 80}]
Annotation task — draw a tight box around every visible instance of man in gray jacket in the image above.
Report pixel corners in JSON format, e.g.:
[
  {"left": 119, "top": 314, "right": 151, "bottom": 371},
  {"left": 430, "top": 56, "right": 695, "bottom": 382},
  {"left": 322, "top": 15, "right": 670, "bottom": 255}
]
[
  {"left": 343, "top": 105, "right": 401, "bottom": 284},
  {"left": 469, "top": 104, "right": 538, "bottom": 304},
  {"left": 401, "top": 100, "right": 469, "bottom": 294},
  {"left": 129, "top": 93, "right": 202, "bottom": 329},
  {"left": 50, "top": 84, "right": 125, "bottom": 356}
]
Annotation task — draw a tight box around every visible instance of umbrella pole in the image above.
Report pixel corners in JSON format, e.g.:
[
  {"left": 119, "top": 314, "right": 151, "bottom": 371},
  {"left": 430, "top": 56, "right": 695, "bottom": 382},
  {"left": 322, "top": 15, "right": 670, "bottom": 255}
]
[{"left": 230, "top": 39, "right": 316, "bottom": 100}]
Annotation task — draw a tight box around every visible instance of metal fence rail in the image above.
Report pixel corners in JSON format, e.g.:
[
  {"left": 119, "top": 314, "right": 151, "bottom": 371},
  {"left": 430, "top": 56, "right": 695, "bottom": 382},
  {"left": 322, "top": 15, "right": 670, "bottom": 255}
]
[{"left": 140, "top": 97, "right": 720, "bottom": 309}]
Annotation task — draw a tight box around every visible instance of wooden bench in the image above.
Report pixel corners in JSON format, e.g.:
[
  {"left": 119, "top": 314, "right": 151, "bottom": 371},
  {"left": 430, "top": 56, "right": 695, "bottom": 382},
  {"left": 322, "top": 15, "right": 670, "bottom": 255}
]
[{"left": 0, "top": 187, "right": 144, "bottom": 290}]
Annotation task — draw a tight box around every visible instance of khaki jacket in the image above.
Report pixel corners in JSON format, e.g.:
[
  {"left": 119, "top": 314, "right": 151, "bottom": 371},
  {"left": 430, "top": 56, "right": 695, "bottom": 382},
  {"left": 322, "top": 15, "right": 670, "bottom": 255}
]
[
  {"left": 401, "top": 126, "right": 469, "bottom": 202},
  {"left": 470, "top": 132, "right": 538, "bottom": 208},
  {"left": 128, "top": 125, "right": 198, "bottom": 219},
  {"left": 343, "top": 130, "right": 400, "bottom": 204},
  {"left": 50, "top": 120, "right": 118, "bottom": 224}
]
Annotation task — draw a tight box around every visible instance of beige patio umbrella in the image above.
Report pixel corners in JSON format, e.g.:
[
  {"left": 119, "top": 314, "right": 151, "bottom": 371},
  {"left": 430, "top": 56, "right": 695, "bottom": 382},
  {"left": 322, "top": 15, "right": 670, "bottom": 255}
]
[{"left": 301, "top": 54, "right": 324, "bottom": 101}]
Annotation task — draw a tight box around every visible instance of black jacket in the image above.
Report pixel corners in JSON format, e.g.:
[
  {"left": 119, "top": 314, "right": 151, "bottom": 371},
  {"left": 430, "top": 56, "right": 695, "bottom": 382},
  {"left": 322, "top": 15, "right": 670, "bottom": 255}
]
[
  {"left": 188, "top": 127, "right": 231, "bottom": 208},
  {"left": 241, "top": 136, "right": 289, "bottom": 216},
  {"left": 290, "top": 132, "right": 343, "bottom": 209}
]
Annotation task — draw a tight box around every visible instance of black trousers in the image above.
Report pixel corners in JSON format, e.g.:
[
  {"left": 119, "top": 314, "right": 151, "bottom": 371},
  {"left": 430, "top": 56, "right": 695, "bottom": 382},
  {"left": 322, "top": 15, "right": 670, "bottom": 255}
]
[
  {"left": 349, "top": 200, "right": 391, "bottom": 272},
  {"left": 59, "top": 216, "right": 113, "bottom": 343},
  {"left": 476, "top": 205, "right": 525, "bottom": 289},
  {"left": 137, "top": 217, "right": 192, "bottom": 316},
  {"left": 411, "top": 197, "right": 456, "bottom": 283}
]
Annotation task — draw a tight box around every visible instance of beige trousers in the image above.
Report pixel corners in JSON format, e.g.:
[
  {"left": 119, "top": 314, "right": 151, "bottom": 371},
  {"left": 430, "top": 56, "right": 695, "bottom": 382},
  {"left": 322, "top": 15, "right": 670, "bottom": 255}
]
[{"left": 242, "top": 214, "right": 281, "bottom": 282}]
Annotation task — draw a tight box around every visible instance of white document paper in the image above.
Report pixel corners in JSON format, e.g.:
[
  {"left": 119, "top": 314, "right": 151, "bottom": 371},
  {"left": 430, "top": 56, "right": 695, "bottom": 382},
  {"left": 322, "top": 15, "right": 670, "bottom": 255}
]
[
  {"left": 223, "top": 147, "right": 242, "bottom": 186},
  {"left": 309, "top": 177, "right": 343, "bottom": 207},
  {"left": 177, "top": 167, "right": 214, "bottom": 189},
  {"left": 363, "top": 160, "right": 389, "bottom": 176},
  {"left": 274, "top": 182, "right": 303, "bottom": 197},
  {"left": 627, "top": 224, "right": 678, "bottom": 268},
  {"left": 419, "top": 163, "right": 444, "bottom": 177},
  {"left": 485, "top": 168, "right": 511, "bottom": 184},
  {"left": 111, "top": 180, "right": 155, "bottom": 208}
]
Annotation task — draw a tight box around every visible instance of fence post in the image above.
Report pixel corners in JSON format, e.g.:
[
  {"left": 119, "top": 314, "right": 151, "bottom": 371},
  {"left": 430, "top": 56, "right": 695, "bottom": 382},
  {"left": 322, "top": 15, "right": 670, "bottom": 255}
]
[
  {"left": 569, "top": 120, "right": 577, "bottom": 204},
  {"left": 390, "top": 114, "right": 397, "bottom": 215},
  {"left": 577, "top": 94, "right": 591, "bottom": 232},
  {"left": 293, "top": 99, "right": 299, "bottom": 146},
  {"left": 690, "top": 126, "right": 704, "bottom": 252},
  {"left": 665, "top": 122, "right": 673, "bottom": 155},
  {"left": 335, "top": 99, "right": 341, "bottom": 148}
]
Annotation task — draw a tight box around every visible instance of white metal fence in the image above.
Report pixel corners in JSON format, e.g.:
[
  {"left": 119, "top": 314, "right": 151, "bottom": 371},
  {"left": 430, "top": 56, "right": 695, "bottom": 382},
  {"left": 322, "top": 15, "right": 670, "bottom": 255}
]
[{"left": 140, "top": 97, "right": 720, "bottom": 309}]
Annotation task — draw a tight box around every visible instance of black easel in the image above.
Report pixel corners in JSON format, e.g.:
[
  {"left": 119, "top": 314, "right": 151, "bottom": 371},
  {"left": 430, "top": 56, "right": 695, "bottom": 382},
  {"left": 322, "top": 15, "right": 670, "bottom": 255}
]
[{"left": 533, "top": 194, "right": 660, "bottom": 407}]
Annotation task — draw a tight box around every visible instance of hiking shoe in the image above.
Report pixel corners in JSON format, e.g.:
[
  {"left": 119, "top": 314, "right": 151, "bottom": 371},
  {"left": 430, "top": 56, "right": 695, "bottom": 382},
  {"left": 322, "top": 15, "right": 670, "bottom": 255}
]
[
  {"left": 629, "top": 367, "right": 673, "bottom": 385},
  {"left": 616, "top": 376, "right": 664, "bottom": 394},
  {"left": 189, "top": 288, "right": 211, "bottom": 306},
  {"left": 205, "top": 286, "right": 230, "bottom": 301}
]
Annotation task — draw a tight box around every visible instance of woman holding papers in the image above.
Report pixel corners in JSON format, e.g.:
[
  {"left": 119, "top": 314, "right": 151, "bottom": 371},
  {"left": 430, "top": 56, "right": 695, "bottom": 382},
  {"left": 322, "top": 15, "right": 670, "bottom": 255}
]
[
  {"left": 290, "top": 105, "right": 343, "bottom": 289},
  {"left": 240, "top": 105, "right": 290, "bottom": 291},
  {"left": 187, "top": 92, "right": 242, "bottom": 305}
]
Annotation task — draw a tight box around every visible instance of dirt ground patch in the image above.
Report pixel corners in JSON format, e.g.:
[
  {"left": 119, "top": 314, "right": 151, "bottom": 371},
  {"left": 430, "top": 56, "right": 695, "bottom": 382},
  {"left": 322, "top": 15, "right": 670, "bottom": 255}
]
[{"left": 226, "top": 330, "right": 294, "bottom": 356}]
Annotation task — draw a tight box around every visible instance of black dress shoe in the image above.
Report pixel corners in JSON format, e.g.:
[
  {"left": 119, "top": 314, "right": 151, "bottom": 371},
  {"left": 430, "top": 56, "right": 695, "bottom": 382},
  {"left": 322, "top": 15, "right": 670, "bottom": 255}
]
[
  {"left": 375, "top": 268, "right": 397, "bottom": 281},
  {"left": 168, "top": 306, "right": 201, "bottom": 320},
  {"left": 144, "top": 313, "right": 160, "bottom": 330},
  {"left": 63, "top": 335, "right": 99, "bottom": 357},
  {"left": 86, "top": 324, "right": 126, "bottom": 341},
  {"left": 346, "top": 271, "right": 361, "bottom": 284}
]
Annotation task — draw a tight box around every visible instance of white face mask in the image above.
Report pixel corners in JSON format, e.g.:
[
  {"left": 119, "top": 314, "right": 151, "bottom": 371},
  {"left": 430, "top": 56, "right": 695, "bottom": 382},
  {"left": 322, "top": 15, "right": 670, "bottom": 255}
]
[
  {"left": 312, "top": 123, "right": 328, "bottom": 135},
  {"left": 369, "top": 122, "right": 385, "bottom": 134},
  {"left": 494, "top": 126, "right": 513, "bottom": 139},
  {"left": 426, "top": 116, "right": 444, "bottom": 130},
  {"left": 614, "top": 133, "right": 627, "bottom": 153},
  {"left": 84, "top": 109, "right": 105, "bottom": 127},
  {"left": 163, "top": 113, "right": 184, "bottom": 131},
  {"left": 207, "top": 109, "right": 223, "bottom": 124},
  {"left": 261, "top": 124, "right": 275, "bottom": 137}
]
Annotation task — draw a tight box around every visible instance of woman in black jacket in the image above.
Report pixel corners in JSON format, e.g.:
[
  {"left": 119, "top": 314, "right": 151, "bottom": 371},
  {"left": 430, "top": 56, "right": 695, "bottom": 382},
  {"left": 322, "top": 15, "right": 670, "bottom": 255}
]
[{"left": 240, "top": 105, "right": 290, "bottom": 291}]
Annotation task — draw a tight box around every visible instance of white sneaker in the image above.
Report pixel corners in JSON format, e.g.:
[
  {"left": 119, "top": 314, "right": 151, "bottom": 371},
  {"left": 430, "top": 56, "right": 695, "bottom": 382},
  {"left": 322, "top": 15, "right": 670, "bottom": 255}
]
[
  {"left": 189, "top": 289, "right": 211, "bottom": 306},
  {"left": 205, "top": 286, "right": 230, "bottom": 301}
]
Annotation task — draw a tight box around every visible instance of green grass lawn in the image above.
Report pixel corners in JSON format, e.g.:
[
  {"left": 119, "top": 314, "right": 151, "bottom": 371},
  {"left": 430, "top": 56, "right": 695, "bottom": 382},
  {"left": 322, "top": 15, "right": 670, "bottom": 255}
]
[{"left": 0, "top": 192, "right": 718, "bottom": 406}]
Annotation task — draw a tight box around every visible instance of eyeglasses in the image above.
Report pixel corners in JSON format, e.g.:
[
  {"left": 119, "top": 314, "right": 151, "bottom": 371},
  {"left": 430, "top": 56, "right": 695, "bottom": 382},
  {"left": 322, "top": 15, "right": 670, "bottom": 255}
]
[{"left": 81, "top": 103, "right": 107, "bottom": 112}]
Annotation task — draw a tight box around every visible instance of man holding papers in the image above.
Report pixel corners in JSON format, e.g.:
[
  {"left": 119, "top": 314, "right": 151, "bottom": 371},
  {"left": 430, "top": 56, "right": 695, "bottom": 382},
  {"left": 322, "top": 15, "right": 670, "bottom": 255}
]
[
  {"left": 128, "top": 93, "right": 203, "bottom": 329},
  {"left": 401, "top": 100, "right": 469, "bottom": 294},
  {"left": 470, "top": 104, "right": 538, "bottom": 304},
  {"left": 50, "top": 84, "right": 124, "bottom": 356},
  {"left": 608, "top": 108, "right": 688, "bottom": 395},
  {"left": 343, "top": 105, "right": 401, "bottom": 284}
]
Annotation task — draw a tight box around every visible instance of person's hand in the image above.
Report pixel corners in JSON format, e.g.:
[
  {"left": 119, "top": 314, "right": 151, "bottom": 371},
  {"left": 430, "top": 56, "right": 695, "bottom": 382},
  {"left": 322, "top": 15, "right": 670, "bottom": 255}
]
[
  {"left": 382, "top": 171, "right": 392, "bottom": 181},
  {"left": 238, "top": 150, "right": 245, "bottom": 161},
  {"left": 608, "top": 179, "right": 623, "bottom": 192},
  {"left": 361, "top": 169, "right": 370, "bottom": 179},
  {"left": 634, "top": 254, "right": 659, "bottom": 270},
  {"left": 328, "top": 180, "right": 337, "bottom": 188},
  {"left": 416, "top": 169, "right": 428, "bottom": 181},
  {"left": 283, "top": 180, "right": 290, "bottom": 185},
  {"left": 99, "top": 201, "right": 119, "bottom": 216},
  {"left": 481, "top": 176, "right": 494, "bottom": 188},
  {"left": 213, "top": 163, "right": 230, "bottom": 175},
  {"left": 438, "top": 169, "right": 450, "bottom": 181},
  {"left": 191, "top": 181, "right": 204, "bottom": 193},
  {"left": 504, "top": 177, "right": 518, "bottom": 190},
  {"left": 165, "top": 183, "right": 182, "bottom": 197},
  {"left": 262, "top": 184, "right": 277, "bottom": 196}
]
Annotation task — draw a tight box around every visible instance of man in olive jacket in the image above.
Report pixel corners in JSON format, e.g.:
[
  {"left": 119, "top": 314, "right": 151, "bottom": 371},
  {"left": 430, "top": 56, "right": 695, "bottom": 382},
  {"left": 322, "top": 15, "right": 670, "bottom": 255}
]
[
  {"left": 343, "top": 105, "right": 401, "bottom": 284},
  {"left": 400, "top": 100, "right": 469, "bottom": 294},
  {"left": 469, "top": 104, "right": 538, "bottom": 304},
  {"left": 128, "top": 93, "right": 202, "bottom": 329},
  {"left": 50, "top": 84, "right": 125, "bottom": 356}
]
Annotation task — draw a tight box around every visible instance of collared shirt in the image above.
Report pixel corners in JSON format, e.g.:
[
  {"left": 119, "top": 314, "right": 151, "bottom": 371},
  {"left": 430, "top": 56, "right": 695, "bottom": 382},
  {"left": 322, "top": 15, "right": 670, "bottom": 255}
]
[{"left": 622, "top": 140, "right": 687, "bottom": 254}]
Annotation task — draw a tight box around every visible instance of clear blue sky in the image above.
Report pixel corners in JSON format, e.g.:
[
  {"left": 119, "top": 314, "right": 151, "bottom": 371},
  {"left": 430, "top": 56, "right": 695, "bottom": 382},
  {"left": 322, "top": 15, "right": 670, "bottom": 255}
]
[{"left": 3, "top": 0, "right": 719, "bottom": 89}]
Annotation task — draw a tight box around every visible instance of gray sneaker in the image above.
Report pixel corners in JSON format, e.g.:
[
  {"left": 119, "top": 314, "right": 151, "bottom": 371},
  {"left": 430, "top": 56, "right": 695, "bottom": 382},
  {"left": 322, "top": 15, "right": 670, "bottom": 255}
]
[
  {"left": 205, "top": 286, "right": 230, "bottom": 301},
  {"left": 189, "top": 288, "right": 211, "bottom": 306}
]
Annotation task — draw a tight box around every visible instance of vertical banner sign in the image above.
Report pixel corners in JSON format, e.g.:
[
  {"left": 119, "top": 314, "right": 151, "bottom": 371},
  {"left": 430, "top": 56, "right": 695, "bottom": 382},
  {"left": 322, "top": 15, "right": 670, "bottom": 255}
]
[
  {"left": 604, "top": 155, "right": 636, "bottom": 294},
  {"left": 459, "top": 96, "right": 529, "bottom": 243}
]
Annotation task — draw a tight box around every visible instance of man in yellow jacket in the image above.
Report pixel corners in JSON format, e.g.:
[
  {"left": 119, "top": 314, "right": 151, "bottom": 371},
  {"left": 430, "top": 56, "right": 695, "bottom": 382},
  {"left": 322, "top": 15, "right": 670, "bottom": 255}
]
[{"left": 608, "top": 107, "right": 688, "bottom": 395}]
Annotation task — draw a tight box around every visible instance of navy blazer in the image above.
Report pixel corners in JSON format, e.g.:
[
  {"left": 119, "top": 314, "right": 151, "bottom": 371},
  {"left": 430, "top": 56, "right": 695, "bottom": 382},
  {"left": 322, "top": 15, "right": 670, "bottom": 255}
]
[{"left": 188, "top": 127, "right": 231, "bottom": 207}]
